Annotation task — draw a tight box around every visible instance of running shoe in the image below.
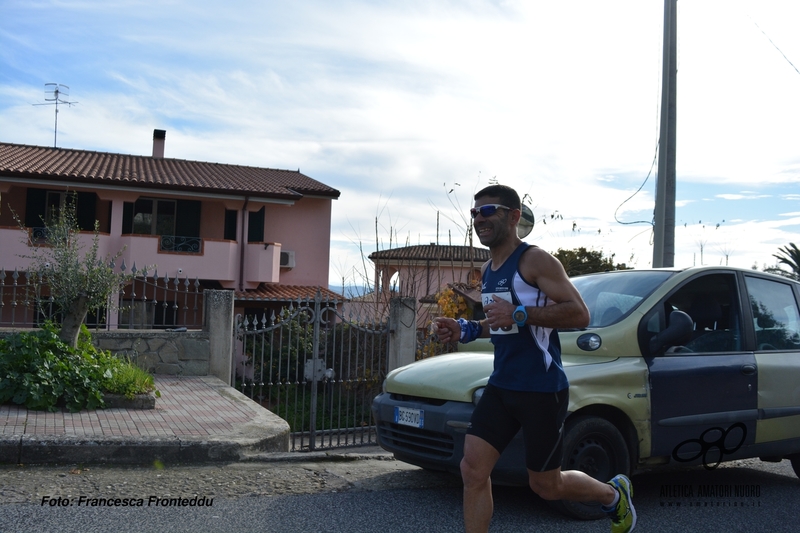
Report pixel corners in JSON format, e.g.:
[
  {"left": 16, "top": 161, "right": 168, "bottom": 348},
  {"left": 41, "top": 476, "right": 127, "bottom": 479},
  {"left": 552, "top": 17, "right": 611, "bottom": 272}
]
[{"left": 605, "top": 474, "right": 636, "bottom": 533}]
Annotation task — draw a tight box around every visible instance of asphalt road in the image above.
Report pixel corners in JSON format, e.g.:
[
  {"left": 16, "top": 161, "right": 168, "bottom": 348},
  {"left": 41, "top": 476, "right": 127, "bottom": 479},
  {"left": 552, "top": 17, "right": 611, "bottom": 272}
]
[{"left": 0, "top": 456, "right": 797, "bottom": 532}]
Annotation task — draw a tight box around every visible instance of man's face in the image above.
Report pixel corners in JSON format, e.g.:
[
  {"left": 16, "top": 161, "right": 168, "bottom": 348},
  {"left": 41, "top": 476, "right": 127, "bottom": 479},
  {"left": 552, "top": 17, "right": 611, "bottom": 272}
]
[{"left": 472, "top": 196, "right": 514, "bottom": 248}]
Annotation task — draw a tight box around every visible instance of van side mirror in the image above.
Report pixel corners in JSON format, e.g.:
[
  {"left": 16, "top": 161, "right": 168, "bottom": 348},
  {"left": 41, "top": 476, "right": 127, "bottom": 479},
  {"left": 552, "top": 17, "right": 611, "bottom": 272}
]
[{"left": 649, "top": 310, "right": 693, "bottom": 355}]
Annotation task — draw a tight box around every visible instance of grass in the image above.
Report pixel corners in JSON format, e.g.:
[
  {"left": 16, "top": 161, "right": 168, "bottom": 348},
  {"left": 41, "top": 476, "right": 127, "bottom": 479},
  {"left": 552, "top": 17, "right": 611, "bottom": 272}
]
[{"left": 103, "top": 357, "right": 161, "bottom": 400}]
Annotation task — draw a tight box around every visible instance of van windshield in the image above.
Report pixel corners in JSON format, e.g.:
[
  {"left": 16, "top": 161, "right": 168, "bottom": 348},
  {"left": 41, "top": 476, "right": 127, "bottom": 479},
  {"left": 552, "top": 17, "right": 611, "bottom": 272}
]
[{"left": 569, "top": 270, "right": 674, "bottom": 328}]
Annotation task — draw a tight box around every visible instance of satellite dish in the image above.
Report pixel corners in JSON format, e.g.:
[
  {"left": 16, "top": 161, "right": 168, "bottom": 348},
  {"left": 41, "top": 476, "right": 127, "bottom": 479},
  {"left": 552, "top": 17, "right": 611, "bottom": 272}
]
[{"left": 517, "top": 204, "right": 535, "bottom": 238}]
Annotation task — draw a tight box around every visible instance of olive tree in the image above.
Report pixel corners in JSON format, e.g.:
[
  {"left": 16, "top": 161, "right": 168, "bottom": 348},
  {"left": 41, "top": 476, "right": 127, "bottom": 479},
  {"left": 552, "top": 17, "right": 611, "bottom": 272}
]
[{"left": 19, "top": 200, "right": 132, "bottom": 348}]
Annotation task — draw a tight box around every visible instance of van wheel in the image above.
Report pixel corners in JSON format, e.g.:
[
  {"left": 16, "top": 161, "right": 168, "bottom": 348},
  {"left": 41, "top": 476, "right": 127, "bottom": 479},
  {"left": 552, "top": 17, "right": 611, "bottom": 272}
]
[{"left": 551, "top": 416, "right": 631, "bottom": 520}]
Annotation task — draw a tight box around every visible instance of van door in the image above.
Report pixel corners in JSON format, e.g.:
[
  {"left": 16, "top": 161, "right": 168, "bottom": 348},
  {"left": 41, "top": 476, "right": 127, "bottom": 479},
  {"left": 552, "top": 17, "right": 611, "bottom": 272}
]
[
  {"left": 645, "top": 271, "right": 758, "bottom": 467},
  {"left": 744, "top": 274, "right": 800, "bottom": 447}
]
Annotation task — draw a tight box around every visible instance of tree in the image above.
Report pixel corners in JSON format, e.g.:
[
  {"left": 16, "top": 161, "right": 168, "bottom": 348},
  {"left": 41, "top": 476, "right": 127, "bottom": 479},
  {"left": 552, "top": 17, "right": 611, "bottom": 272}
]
[
  {"left": 18, "top": 198, "right": 132, "bottom": 348},
  {"left": 773, "top": 243, "right": 800, "bottom": 280},
  {"left": 553, "top": 247, "right": 629, "bottom": 277}
]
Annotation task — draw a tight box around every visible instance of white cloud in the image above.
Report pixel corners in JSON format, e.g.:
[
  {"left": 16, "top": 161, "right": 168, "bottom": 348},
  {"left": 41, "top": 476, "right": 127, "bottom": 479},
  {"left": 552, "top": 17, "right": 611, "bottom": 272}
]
[
  {"left": 716, "top": 193, "right": 772, "bottom": 201},
  {"left": 2, "top": 0, "right": 800, "bottom": 283}
]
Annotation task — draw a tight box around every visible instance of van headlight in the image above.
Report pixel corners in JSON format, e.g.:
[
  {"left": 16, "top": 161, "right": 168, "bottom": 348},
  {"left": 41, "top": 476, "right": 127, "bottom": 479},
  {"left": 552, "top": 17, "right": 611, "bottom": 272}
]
[{"left": 472, "top": 387, "right": 485, "bottom": 406}]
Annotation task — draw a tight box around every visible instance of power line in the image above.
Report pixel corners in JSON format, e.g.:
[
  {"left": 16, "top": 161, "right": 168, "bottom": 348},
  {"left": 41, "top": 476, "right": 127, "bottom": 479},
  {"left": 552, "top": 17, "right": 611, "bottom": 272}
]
[
  {"left": 614, "top": 145, "right": 658, "bottom": 227},
  {"left": 750, "top": 17, "right": 800, "bottom": 78}
]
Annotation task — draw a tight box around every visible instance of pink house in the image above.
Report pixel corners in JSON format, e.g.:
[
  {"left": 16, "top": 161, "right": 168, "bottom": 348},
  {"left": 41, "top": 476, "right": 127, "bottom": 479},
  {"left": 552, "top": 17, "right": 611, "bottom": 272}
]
[
  {"left": 369, "top": 244, "right": 488, "bottom": 298},
  {"left": 361, "top": 244, "right": 491, "bottom": 328},
  {"left": 0, "top": 131, "right": 341, "bottom": 326}
]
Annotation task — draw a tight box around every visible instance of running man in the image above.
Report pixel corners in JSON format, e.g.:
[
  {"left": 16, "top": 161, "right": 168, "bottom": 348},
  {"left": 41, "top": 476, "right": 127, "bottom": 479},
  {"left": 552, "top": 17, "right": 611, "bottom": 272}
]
[{"left": 434, "top": 184, "right": 636, "bottom": 533}]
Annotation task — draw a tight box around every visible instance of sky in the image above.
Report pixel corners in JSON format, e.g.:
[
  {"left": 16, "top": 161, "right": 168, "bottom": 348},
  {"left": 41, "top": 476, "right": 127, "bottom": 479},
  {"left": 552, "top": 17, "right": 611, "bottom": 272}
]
[{"left": 2, "top": 0, "right": 800, "bottom": 287}]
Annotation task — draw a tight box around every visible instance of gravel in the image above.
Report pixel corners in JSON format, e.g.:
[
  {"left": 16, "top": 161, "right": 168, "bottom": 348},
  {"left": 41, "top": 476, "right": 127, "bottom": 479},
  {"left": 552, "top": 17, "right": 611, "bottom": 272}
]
[{"left": 0, "top": 454, "right": 462, "bottom": 506}]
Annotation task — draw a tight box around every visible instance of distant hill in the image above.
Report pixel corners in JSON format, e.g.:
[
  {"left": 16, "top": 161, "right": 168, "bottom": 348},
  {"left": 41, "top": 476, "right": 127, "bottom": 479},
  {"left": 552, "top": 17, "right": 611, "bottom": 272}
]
[{"left": 328, "top": 285, "right": 373, "bottom": 299}]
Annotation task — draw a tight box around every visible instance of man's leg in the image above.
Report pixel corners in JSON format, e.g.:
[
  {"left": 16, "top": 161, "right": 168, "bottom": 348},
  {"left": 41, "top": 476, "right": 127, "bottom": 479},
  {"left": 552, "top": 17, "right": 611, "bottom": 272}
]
[
  {"left": 461, "top": 434, "right": 500, "bottom": 533},
  {"left": 528, "top": 468, "right": 636, "bottom": 532},
  {"left": 527, "top": 467, "right": 616, "bottom": 503}
]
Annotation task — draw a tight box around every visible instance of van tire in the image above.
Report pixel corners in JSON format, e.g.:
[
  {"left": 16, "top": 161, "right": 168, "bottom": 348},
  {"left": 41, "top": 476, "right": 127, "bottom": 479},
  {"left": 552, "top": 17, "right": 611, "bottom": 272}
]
[{"left": 552, "top": 416, "right": 631, "bottom": 520}]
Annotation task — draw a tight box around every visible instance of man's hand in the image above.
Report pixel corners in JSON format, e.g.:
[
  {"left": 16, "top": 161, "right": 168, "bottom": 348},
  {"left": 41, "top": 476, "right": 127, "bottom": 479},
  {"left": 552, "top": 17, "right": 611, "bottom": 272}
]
[
  {"left": 483, "top": 295, "right": 515, "bottom": 330},
  {"left": 433, "top": 317, "right": 460, "bottom": 343}
]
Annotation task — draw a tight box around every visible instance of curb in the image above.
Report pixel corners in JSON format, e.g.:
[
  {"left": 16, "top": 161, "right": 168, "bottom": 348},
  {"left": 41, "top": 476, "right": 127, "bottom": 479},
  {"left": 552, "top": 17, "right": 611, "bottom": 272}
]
[
  {"left": 0, "top": 436, "right": 391, "bottom": 466},
  {"left": 0, "top": 430, "right": 291, "bottom": 466},
  {"left": 245, "top": 446, "right": 394, "bottom": 464}
]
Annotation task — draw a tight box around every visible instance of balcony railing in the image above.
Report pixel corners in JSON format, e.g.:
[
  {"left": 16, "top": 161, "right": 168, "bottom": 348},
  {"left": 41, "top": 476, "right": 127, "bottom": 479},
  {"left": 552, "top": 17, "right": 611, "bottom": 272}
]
[
  {"left": 159, "top": 235, "right": 202, "bottom": 254},
  {"left": 30, "top": 227, "right": 49, "bottom": 242}
]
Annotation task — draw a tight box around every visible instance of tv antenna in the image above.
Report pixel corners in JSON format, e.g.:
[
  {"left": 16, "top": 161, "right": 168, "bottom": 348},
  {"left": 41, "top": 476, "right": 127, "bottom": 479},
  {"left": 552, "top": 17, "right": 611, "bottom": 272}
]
[{"left": 33, "top": 83, "right": 78, "bottom": 147}]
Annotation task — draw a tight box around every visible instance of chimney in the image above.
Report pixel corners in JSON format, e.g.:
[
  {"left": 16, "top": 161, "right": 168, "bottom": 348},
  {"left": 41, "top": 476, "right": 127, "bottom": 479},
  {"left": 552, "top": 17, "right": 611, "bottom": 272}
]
[{"left": 152, "top": 129, "right": 166, "bottom": 158}]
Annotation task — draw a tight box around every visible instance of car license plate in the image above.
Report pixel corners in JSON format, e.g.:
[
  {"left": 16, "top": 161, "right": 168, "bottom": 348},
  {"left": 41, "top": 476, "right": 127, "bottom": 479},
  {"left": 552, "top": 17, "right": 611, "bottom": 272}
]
[{"left": 394, "top": 406, "right": 424, "bottom": 428}]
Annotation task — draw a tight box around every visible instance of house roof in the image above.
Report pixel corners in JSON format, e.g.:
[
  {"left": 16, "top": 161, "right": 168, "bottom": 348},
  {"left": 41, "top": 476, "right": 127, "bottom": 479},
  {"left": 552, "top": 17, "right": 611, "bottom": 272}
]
[
  {"left": 235, "top": 284, "right": 344, "bottom": 303},
  {"left": 419, "top": 281, "right": 481, "bottom": 305},
  {"left": 0, "top": 142, "right": 340, "bottom": 201},
  {"left": 368, "top": 244, "right": 490, "bottom": 263},
  {"left": 450, "top": 281, "right": 482, "bottom": 306}
]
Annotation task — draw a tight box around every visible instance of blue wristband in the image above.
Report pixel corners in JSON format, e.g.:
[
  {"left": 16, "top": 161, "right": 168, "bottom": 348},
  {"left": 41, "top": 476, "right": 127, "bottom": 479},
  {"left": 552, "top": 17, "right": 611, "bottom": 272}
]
[{"left": 457, "top": 318, "right": 483, "bottom": 343}]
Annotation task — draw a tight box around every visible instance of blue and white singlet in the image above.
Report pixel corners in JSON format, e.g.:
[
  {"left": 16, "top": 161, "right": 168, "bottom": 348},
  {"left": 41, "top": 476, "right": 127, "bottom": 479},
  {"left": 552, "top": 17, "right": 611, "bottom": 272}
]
[{"left": 481, "top": 243, "right": 569, "bottom": 392}]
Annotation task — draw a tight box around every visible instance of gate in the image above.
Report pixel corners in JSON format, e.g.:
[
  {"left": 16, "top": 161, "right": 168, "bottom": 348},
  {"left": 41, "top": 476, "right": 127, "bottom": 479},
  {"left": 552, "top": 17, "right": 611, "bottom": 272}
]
[{"left": 234, "top": 291, "right": 389, "bottom": 451}]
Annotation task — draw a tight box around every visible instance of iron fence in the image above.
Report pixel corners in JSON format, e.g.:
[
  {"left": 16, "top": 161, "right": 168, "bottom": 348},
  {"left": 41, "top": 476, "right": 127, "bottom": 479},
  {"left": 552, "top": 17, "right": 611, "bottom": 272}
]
[
  {"left": 0, "top": 266, "right": 204, "bottom": 330},
  {"left": 235, "top": 291, "right": 388, "bottom": 451},
  {"left": 118, "top": 264, "right": 204, "bottom": 329}
]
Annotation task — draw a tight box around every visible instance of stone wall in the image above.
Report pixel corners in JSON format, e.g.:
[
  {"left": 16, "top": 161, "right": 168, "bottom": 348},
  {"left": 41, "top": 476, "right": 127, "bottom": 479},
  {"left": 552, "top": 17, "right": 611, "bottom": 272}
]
[
  {"left": 93, "top": 330, "right": 211, "bottom": 376},
  {"left": 0, "top": 289, "right": 234, "bottom": 382}
]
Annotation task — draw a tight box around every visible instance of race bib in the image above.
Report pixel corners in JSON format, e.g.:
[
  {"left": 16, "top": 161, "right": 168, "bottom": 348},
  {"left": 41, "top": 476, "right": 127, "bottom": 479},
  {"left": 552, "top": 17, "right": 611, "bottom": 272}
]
[{"left": 482, "top": 291, "right": 518, "bottom": 335}]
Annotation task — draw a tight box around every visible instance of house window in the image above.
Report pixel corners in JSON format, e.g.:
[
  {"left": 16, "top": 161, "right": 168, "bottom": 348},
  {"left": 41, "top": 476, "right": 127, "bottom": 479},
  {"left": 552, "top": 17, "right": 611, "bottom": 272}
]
[
  {"left": 224, "top": 209, "right": 238, "bottom": 241},
  {"left": 25, "top": 187, "right": 97, "bottom": 231},
  {"left": 122, "top": 198, "right": 202, "bottom": 253},
  {"left": 25, "top": 188, "right": 97, "bottom": 231},
  {"left": 132, "top": 198, "right": 176, "bottom": 236},
  {"left": 248, "top": 207, "right": 265, "bottom": 243},
  {"left": 45, "top": 191, "right": 68, "bottom": 223}
]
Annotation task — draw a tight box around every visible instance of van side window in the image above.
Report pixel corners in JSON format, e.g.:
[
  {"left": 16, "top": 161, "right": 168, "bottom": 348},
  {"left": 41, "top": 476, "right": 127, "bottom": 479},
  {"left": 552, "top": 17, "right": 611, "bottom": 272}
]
[
  {"left": 745, "top": 276, "right": 800, "bottom": 351},
  {"left": 664, "top": 273, "right": 741, "bottom": 353}
]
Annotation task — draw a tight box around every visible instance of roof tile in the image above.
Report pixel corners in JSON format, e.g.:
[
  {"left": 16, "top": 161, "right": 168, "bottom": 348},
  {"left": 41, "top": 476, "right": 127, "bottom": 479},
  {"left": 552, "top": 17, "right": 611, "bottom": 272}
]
[
  {"left": 235, "top": 284, "right": 344, "bottom": 302},
  {"left": 369, "top": 244, "right": 490, "bottom": 263},
  {"left": 0, "top": 142, "right": 340, "bottom": 199}
]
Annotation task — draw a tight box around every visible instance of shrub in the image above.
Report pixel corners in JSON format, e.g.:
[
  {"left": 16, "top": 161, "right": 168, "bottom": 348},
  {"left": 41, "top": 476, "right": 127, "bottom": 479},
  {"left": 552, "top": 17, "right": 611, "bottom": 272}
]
[{"left": 0, "top": 323, "right": 157, "bottom": 412}]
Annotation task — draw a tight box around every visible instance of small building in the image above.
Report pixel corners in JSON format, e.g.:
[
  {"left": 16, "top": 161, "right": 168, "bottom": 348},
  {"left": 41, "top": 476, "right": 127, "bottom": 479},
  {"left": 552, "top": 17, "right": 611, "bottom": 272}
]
[{"left": 358, "top": 244, "right": 490, "bottom": 328}]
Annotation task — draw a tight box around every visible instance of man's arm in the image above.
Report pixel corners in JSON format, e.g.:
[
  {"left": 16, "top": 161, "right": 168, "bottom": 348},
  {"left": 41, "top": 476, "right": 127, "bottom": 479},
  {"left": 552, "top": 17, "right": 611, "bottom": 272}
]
[
  {"left": 433, "top": 316, "right": 490, "bottom": 344},
  {"left": 434, "top": 259, "right": 492, "bottom": 344},
  {"left": 483, "top": 247, "right": 590, "bottom": 330}
]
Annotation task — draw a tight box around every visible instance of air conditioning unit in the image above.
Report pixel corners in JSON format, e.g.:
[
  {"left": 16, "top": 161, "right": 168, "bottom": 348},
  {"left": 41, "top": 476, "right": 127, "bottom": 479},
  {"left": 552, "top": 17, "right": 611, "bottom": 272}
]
[{"left": 280, "top": 250, "right": 296, "bottom": 269}]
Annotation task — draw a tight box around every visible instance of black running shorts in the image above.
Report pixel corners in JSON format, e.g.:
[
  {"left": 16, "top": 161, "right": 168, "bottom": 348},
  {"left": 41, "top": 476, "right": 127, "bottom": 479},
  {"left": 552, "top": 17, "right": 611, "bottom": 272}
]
[{"left": 467, "top": 383, "right": 569, "bottom": 473}]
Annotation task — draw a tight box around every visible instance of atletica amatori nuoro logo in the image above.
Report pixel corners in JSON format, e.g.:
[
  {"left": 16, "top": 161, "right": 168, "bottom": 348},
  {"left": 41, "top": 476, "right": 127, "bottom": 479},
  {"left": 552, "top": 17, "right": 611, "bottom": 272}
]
[{"left": 671, "top": 422, "right": 747, "bottom": 470}]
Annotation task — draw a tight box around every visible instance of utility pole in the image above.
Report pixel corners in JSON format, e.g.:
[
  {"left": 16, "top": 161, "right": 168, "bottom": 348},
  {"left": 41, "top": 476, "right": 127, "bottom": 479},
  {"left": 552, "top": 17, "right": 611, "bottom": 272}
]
[{"left": 653, "top": 0, "right": 677, "bottom": 268}]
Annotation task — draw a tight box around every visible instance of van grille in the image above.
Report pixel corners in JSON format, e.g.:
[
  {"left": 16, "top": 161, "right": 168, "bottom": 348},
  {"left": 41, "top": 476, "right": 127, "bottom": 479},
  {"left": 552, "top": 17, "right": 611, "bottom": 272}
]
[
  {"left": 377, "top": 421, "right": 455, "bottom": 459},
  {"left": 389, "top": 394, "right": 447, "bottom": 406}
]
